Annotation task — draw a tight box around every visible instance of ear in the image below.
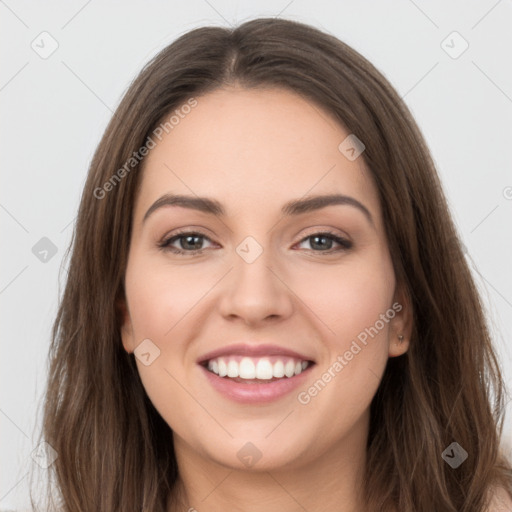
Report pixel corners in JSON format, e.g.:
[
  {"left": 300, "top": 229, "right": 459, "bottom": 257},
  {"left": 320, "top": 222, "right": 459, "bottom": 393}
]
[
  {"left": 117, "top": 297, "right": 135, "bottom": 354},
  {"left": 388, "top": 281, "right": 413, "bottom": 358}
]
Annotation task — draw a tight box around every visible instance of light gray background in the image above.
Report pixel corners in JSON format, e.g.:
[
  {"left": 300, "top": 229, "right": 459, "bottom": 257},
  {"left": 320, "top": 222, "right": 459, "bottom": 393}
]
[{"left": 1, "top": 1, "right": 511, "bottom": 509}]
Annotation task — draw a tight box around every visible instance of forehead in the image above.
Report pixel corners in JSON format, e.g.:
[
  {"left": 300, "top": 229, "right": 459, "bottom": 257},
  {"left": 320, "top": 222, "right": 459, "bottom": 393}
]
[{"left": 136, "top": 87, "right": 381, "bottom": 225}]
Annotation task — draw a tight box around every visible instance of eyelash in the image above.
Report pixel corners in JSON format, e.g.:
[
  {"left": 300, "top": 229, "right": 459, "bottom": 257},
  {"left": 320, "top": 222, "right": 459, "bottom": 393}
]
[{"left": 158, "top": 229, "right": 353, "bottom": 256}]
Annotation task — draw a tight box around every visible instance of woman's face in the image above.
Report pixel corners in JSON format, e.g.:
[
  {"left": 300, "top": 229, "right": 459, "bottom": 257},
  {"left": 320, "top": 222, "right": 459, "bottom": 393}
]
[{"left": 121, "top": 87, "right": 411, "bottom": 472}]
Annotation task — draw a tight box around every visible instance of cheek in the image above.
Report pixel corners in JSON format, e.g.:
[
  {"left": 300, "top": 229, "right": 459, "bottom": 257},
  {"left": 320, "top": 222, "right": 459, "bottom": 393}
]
[
  {"left": 124, "top": 252, "right": 210, "bottom": 340},
  {"left": 290, "top": 254, "right": 395, "bottom": 347},
  {"left": 123, "top": 255, "right": 204, "bottom": 430},
  {"left": 294, "top": 254, "right": 395, "bottom": 419},
  {"left": 123, "top": 249, "right": 222, "bottom": 401}
]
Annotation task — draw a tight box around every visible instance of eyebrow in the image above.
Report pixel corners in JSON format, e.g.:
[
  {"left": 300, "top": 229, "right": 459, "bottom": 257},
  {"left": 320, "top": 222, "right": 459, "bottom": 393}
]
[{"left": 143, "top": 193, "right": 374, "bottom": 226}]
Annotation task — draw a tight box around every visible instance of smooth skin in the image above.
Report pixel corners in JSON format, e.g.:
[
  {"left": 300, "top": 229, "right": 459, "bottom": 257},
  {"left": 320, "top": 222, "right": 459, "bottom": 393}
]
[{"left": 120, "top": 86, "right": 413, "bottom": 512}]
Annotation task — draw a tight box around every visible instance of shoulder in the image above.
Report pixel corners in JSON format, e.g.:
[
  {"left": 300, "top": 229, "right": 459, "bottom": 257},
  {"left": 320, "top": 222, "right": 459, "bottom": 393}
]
[{"left": 485, "top": 486, "right": 512, "bottom": 511}]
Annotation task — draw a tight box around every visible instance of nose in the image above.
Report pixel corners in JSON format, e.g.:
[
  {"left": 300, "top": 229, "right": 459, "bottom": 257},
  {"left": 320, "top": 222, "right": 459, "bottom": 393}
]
[{"left": 217, "top": 248, "right": 294, "bottom": 326}]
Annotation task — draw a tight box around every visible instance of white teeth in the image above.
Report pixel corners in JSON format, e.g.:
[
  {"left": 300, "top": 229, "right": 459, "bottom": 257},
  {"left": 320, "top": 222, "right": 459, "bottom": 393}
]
[
  {"left": 227, "top": 360, "right": 239, "bottom": 378},
  {"left": 206, "top": 356, "right": 311, "bottom": 380},
  {"left": 239, "top": 357, "right": 256, "bottom": 379},
  {"left": 256, "top": 359, "right": 273, "bottom": 379},
  {"left": 273, "top": 360, "right": 285, "bottom": 378},
  {"left": 284, "top": 360, "right": 295, "bottom": 378},
  {"left": 217, "top": 359, "right": 227, "bottom": 377}
]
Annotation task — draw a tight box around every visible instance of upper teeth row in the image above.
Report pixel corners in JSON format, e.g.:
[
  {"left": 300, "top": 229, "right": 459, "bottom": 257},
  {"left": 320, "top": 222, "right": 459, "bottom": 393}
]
[{"left": 207, "top": 357, "right": 309, "bottom": 379}]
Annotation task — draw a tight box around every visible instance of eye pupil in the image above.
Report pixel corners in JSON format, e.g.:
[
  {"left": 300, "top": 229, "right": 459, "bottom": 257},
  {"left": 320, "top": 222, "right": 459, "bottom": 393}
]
[
  {"left": 181, "top": 234, "right": 203, "bottom": 250},
  {"left": 310, "top": 235, "right": 332, "bottom": 250}
]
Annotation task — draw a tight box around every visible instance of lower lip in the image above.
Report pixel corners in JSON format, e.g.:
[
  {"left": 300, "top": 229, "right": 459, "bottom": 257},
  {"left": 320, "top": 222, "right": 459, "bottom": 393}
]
[{"left": 199, "top": 364, "right": 314, "bottom": 404}]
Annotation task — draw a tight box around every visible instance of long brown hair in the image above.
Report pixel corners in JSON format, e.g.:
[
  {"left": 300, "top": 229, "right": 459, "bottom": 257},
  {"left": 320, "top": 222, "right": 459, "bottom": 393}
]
[{"left": 34, "top": 17, "right": 512, "bottom": 511}]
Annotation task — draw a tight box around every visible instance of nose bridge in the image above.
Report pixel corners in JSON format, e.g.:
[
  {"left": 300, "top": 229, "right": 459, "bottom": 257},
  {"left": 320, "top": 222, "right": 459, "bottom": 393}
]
[{"left": 217, "top": 235, "right": 293, "bottom": 323}]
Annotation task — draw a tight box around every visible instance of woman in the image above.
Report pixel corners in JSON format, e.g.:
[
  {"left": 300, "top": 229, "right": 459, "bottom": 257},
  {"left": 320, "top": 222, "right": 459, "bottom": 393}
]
[{"left": 36, "top": 17, "right": 512, "bottom": 511}]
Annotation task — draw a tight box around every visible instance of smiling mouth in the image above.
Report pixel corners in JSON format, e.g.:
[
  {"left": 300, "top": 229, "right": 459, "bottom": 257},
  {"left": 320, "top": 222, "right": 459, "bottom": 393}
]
[{"left": 201, "top": 355, "right": 315, "bottom": 383}]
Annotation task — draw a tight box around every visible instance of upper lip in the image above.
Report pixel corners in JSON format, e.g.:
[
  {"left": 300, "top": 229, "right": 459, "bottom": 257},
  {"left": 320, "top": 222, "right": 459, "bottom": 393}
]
[{"left": 197, "top": 343, "right": 315, "bottom": 365}]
